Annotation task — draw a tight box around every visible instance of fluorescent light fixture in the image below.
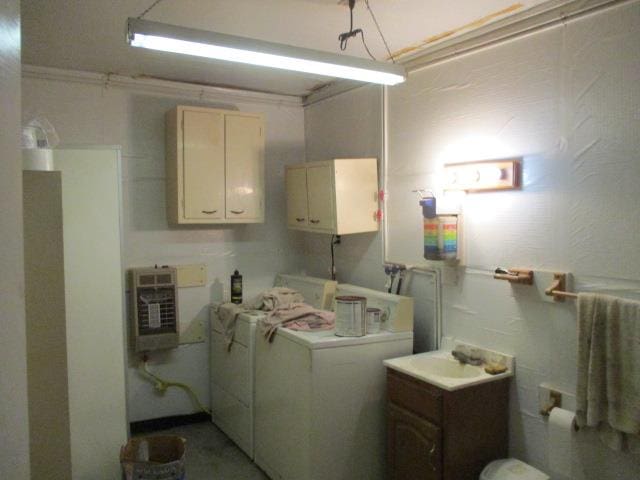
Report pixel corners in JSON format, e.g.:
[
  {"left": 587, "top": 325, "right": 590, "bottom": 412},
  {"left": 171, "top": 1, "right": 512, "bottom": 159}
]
[
  {"left": 127, "top": 18, "right": 406, "bottom": 86},
  {"left": 444, "top": 158, "right": 521, "bottom": 192}
]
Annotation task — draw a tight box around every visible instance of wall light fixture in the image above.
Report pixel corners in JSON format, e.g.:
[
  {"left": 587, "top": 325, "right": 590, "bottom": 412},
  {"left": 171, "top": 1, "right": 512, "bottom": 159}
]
[
  {"left": 443, "top": 158, "right": 521, "bottom": 192},
  {"left": 126, "top": 18, "right": 406, "bottom": 86}
]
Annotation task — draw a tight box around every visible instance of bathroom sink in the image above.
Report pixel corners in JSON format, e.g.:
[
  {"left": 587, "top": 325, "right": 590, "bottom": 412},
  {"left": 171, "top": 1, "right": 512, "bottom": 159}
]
[
  {"left": 383, "top": 344, "right": 514, "bottom": 391},
  {"left": 407, "top": 356, "right": 484, "bottom": 379}
]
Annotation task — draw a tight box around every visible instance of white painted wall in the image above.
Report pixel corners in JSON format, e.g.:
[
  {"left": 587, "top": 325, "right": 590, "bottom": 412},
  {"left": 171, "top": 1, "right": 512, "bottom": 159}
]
[
  {"left": 306, "top": 2, "right": 640, "bottom": 478},
  {"left": 0, "top": 1, "right": 30, "bottom": 478},
  {"left": 22, "top": 70, "right": 306, "bottom": 422},
  {"left": 385, "top": 2, "right": 640, "bottom": 478},
  {"left": 303, "top": 85, "right": 438, "bottom": 353}
]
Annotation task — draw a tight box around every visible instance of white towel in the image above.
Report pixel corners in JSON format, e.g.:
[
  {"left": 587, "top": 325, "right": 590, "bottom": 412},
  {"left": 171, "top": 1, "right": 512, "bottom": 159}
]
[
  {"left": 217, "top": 303, "right": 246, "bottom": 350},
  {"left": 576, "top": 292, "right": 640, "bottom": 451},
  {"left": 252, "top": 287, "right": 304, "bottom": 311}
]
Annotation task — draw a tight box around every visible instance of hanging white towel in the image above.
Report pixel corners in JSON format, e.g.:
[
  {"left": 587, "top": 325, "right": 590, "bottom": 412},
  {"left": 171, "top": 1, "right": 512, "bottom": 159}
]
[
  {"left": 576, "top": 292, "right": 640, "bottom": 451},
  {"left": 217, "top": 303, "right": 247, "bottom": 350}
]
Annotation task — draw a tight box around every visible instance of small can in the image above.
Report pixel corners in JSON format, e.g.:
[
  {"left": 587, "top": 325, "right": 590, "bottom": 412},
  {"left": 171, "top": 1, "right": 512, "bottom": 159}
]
[
  {"left": 335, "top": 296, "right": 367, "bottom": 337},
  {"left": 366, "top": 308, "right": 382, "bottom": 334}
]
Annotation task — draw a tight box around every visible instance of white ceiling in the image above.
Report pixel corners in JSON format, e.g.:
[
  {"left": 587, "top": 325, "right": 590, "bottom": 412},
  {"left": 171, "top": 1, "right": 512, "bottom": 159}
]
[{"left": 21, "top": 0, "right": 549, "bottom": 97}]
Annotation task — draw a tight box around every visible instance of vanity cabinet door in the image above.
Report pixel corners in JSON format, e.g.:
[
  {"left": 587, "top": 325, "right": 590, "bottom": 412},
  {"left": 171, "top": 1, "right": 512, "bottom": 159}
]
[
  {"left": 225, "top": 113, "right": 264, "bottom": 221},
  {"left": 285, "top": 166, "right": 309, "bottom": 228},
  {"left": 182, "top": 109, "right": 225, "bottom": 220},
  {"left": 388, "top": 403, "right": 442, "bottom": 480},
  {"left": 306, "top": 164, "right": 336, "bottom": 231}
]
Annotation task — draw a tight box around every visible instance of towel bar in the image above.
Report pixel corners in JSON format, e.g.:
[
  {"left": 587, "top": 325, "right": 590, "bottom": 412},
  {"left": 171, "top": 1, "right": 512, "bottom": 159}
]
[{"left": 545, "top": 273, "right": 578, "bottom": 301}]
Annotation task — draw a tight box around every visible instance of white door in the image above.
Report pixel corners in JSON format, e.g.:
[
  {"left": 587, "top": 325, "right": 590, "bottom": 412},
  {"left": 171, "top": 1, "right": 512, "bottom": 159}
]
[
  {"left": 306, "top": 165, "right": 335, "bottom": 231},
  {"left": 286, "top": 166, "right": 308, "bottom": 228},
  {"left": 225, "top": 114, "right": 264, "bottom": 221},
  {"left": 182, "top": 109, "right": 225, "bottom": 220}
]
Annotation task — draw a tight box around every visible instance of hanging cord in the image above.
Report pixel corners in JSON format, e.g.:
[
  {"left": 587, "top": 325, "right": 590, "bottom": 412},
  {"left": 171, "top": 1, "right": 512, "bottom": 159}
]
[
  {"left": 338, "top": 0, "right": 377, "bottom": 60},
  {"left": 137, "top": 0, "right": 166, "bottom": 19},
  {"left": 363, "top": 0, "right": 396, "bottom": 63},
  {"left": 330, "top": 235, "right": 341, "bottom": 281},
  {"left": 139, "top": 355, "right": 211, "bottom": 415}
]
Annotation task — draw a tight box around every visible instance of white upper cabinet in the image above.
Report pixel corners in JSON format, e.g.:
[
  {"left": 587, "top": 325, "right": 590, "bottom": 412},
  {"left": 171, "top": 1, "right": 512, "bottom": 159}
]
[
  {"left": 285, "top": 158, "right": 379, "bottom": 235},
  {"left": 166, "top": 106, "right": 265, "bottom": 224}
]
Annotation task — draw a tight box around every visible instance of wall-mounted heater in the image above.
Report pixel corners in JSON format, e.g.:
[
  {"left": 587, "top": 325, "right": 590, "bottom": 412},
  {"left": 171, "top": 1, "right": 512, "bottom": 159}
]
[{"left": 130, "top": 266, "right": 179, "bottom": 352}]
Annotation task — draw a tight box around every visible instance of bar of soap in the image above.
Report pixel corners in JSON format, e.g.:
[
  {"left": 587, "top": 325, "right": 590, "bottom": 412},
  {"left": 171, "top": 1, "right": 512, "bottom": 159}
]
[{"left": 484, "top": 363, "right": 507, "bottom": 375}]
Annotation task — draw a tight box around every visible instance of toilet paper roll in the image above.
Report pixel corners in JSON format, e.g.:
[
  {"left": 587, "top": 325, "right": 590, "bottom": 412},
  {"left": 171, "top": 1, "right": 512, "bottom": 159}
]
[{"left": 548, "top": 407, "right": 576, "bottom": 478}]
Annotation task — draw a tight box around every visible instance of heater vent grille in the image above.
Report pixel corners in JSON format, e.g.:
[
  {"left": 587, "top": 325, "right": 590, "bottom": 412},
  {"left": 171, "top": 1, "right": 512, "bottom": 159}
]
[{"left": 130, "top": 267, "right": 179, "bottom": 352}]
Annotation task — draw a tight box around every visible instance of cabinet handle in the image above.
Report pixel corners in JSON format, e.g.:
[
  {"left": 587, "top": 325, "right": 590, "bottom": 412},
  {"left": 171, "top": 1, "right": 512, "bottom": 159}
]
[
  {"left": 296, "top": 217, "right": 306, "bottom": 222},
  {"left": 230, "top": 209, "right": 245, "bottom": 214},
  {"left": 201, "top": 210, "right": 217, "bottom": 214},
  {"left": 309, "top": 219, "right": 320, "bottom": 224},
  {"left": 427, "top": 442, "right": 437, "bottom": 472}
]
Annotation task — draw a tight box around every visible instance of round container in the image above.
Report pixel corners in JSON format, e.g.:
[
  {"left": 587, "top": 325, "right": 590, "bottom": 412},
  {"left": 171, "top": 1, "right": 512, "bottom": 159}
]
[
  {"left": 22, "top": 148, "right": 53, "bottom": 171},
  {"left": 366, "top": 308, "right": 382, "bottom": 334},
  {"left": 335, "top": 296, "right": 367, "bottom": 337}
]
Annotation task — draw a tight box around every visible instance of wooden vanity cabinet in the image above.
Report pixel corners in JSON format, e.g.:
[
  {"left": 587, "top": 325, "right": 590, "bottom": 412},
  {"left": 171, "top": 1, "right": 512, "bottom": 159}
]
[{"left": 386, "top": 369, "right": 509, "bottom": 480}]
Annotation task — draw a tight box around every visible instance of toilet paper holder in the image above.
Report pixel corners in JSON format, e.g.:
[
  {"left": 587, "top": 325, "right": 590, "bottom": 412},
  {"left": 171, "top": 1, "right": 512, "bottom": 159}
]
[
  {"left": 540, "top": 390, "right": 580, "bottom": 431},
  {"left": 540, "top": 390, "right": 562, "bottom": 416}
]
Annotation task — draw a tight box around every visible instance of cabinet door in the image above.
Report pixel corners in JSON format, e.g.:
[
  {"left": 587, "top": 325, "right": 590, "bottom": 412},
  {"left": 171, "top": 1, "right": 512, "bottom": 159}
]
[
  {"left": 182, "top": 110, "right": 225, "bottom": 220},
  {"left": 306, "top": 165, "right": 335, "bottom": 231},
  {"left": 388, "top": 403, "right": 442, "bottom": 480},
  {"left": 286, "top": 167, "right": 308, "bottom": 228},
  {"left": 225, "top": 114, "right": 264, "bottom": 221}
]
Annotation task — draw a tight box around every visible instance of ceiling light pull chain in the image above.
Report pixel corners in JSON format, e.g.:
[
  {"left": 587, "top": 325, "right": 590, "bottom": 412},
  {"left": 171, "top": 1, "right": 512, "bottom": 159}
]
[
  {"left": 364, "top": 0, "right": 395, "bottom": 63},
  {"left": 137, "top": 0, "right": 166, "bottom": 19}
]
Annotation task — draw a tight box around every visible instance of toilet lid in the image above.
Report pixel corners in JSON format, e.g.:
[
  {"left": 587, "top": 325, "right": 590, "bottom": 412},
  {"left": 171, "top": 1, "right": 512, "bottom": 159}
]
[{"left": 481, "top": 458, "right": 550, "bottom": 480}]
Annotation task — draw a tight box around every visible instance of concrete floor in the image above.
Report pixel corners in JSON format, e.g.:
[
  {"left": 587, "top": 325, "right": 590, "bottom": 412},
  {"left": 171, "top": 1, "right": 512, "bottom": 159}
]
[{"left": 143, "top": 421, "right": 268, "bottom": 480}]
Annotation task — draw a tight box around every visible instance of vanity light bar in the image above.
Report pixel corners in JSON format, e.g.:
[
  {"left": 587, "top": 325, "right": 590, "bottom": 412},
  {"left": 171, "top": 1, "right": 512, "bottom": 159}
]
[
  {"left": 126, "top": 18, "right": 407, "bottom": 86},
  {"left": 443, "top": 158, "right": 521, "bottom": 192}
]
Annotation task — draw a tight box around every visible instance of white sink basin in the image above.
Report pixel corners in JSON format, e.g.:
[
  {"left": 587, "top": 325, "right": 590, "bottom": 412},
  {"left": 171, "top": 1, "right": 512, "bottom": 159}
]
[
  {"left": 407, "top": 356, "right": 484, "bottom": 379},
  {"left": 384, "top": 347, "right": 514, "bottom": 391}
]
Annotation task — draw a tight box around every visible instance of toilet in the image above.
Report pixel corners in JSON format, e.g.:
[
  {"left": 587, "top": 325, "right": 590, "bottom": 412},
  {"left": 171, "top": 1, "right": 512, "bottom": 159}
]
[{"left": 481, "top": 458, "right": 550, "bottom": 480}]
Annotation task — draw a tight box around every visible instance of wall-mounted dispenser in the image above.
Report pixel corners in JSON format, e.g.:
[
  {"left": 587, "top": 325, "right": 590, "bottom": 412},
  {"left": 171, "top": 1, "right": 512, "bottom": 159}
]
[
  {"left": 130, "top": 266, "right": 179, "bottom": 352},
  {"left": 416, "top": 191, "right": 460, "bottom": 263}
]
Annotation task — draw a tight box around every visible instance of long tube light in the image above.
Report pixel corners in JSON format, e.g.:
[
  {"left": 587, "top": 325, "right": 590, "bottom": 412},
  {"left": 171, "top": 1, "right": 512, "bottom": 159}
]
[{"left": 127, "top": 18, "right": 406, "bottom": 86}]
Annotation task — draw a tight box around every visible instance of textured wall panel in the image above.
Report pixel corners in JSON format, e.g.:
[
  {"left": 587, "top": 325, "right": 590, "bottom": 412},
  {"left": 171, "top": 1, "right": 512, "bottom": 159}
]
[{"left": 386, "top": 2, "right": 640, "bottom": 478}]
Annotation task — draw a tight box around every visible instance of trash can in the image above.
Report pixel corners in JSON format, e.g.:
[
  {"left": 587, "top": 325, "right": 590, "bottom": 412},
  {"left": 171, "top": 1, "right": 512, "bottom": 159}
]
[{"left": 121, "top": 435, "right": 186, "bottom": 480}]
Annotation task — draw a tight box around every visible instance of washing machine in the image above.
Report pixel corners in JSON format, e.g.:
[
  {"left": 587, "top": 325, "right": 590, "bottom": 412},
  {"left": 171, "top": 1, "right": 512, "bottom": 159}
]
[
  {"left": 209, "top": 274, "right": 336, "bottom": 458},
  {"left": 253, "top": 285, "right": 414, "bottom": 480}
]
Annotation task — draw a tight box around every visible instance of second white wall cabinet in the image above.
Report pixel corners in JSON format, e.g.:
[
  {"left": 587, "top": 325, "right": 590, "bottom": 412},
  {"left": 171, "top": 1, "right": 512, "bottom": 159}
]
[
  {"left": 166, "top": 106, "right": 265, "bottom": 224},
  {"left": 286, "top": 158, "right": 379, "bottom": 235}
]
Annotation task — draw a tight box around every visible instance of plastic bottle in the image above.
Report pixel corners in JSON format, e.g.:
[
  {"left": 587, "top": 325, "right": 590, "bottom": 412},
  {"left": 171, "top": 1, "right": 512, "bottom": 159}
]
[{"left": 230, "top": 270, "right": 243, "bottom": 304}]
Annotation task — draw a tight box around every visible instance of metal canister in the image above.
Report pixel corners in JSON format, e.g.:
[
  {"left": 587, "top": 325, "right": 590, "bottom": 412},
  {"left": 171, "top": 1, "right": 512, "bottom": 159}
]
[
  {"left": 335, "top": 296, "right": 367, "bottom": 337},
  {"left": 366, "top": 307, "right": 382, "bottom": 334}
]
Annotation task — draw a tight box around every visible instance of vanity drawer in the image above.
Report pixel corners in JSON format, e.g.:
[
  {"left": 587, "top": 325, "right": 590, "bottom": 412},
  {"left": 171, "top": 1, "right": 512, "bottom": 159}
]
[{"left": 387, "top": 369, "right": 442, "bottom": 425}]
